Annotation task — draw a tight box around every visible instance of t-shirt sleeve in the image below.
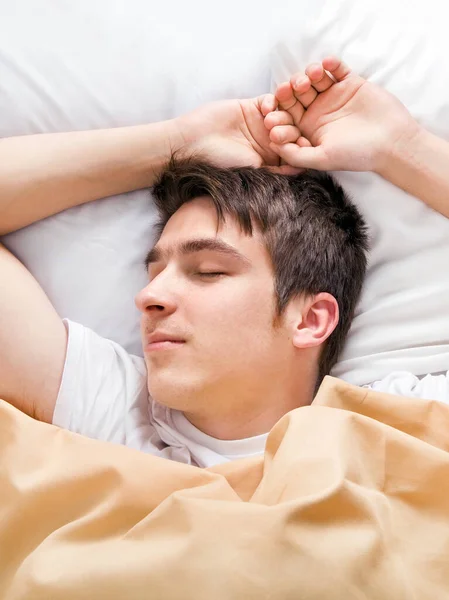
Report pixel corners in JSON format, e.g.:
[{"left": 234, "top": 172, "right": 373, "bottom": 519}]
[
  {"left": 366, "top": 370, "right": 449, "bottom": 403},
  {"left": 52, "top": 319, "right": 154, "bottom": 450}
]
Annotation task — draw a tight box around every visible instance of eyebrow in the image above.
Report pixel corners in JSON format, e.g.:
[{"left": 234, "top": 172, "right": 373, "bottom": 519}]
[{"left": 144, "top": 238, "right": 251, "bottom": 269}]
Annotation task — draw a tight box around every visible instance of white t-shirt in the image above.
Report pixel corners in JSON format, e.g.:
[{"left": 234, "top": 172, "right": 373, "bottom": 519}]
[{"left": 53, "top": 320, "right": 449, "bottom": 468}]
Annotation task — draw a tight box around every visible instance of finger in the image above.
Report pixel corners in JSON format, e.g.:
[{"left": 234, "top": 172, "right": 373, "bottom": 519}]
[
  {"left": 297, "top": 136, "right": 312, "bottom": 147},
  {"left": 275, "top": 81, "right": 305, "bottom": 123},
  {"left": 290, "top": 75, "right": 318, "bottom": 108},
  {"left": 270, "top": 142, "right": 328, "bottom": 170},
  {"left": 270, "top": 125, "right": 300, "bottom": 145},
  {"left": 275, "top": 81, "right": 296, "bottom": 108},
  {"left": 264, "top": 110, "right": 294, "bottom": 130},
  {"left": 321, "top": 56, "right": 352, "bottom": 82},
  {"left": 258, "top": 93, "right": 278, "bottom": 117},
  {"left": 266, "top": 165, "right": 305, "bottom": 175},
  {"left": 305, "top": 62, "right": 335, "bottom": 92}
]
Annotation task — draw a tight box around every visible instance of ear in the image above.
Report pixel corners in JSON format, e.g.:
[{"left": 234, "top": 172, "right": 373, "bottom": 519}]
[{"left": 289, "top": 293, "right": 339, "bottom": 349}]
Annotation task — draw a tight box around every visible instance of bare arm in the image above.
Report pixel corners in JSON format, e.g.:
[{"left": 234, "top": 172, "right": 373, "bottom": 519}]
[
  {"left": 0, "top": 121, "right": 182, "bottom": 235},
  {"left": 379, "top": 128, "right": 449, "bottom": 220},
  {"left": 0, "top": 95, "right": 279, "bottom": 235},
  {"left": 0, "top": 243, "right": 66, "bottom": 423}
]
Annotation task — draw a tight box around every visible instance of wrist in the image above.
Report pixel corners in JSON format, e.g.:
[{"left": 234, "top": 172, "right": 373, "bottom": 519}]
[
  {"left": 372, "top": 122, "right": 449, "bottom": 219},
  {"left": 171, "top": 113, "right": 197, "bottom": 154},
  {"left": 166, "top": 116, "right": 190, "bottom": 154},
  {"left": 129, "top": 119, "right": 186, "bottom": 187},
  {"left": 375, "top": 121, "right": 425, "bottom": 181}
]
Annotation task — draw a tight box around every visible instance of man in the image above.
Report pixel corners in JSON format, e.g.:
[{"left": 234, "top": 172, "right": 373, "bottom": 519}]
[
  {"left": 0, "top": 56, "right": 447, "bottom": 466},
  {"left": 0, "top": 97, "right": 368, "bottom": 466}
]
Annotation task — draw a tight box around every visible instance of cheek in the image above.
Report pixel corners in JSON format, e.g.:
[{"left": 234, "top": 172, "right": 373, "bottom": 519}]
[{"left": 192, "top": 280, "right": 276, "bottom": 342}]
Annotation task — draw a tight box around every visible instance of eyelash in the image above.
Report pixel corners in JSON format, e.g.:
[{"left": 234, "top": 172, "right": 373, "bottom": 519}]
[{"left": 196, "top": 272, "right": 226, "bottom": 278}]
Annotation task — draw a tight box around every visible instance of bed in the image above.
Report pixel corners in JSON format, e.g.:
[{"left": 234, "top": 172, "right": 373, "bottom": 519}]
[{"left": 1, "top": 0, "right": 449, "bottom": 596}]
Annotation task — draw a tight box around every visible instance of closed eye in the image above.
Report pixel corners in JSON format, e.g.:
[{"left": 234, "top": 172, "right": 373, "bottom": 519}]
[{"left": 196, "top": 272, "right": 226, "bottom": 278}]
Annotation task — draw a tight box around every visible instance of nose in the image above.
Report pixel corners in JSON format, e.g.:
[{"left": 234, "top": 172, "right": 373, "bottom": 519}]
[{"left": 134, "top": 274, "right": 178, "bottom": 317}]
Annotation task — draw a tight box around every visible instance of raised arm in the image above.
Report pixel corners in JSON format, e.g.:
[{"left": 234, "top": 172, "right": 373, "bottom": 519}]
[
  {"left": 0, "top": 94, "right": 279, "bottom": 421},
  {"left": 379, "top": 128, "right": 449, "bottom": 219},
  {"left": 265, "top": 56, "right": 449, "bottom": 219},
  {"left": 0, "top": 122, "right": 181, "bottom": 234},
  {"left": 0, "top": 95, "right": 279, "bottom": 235}
]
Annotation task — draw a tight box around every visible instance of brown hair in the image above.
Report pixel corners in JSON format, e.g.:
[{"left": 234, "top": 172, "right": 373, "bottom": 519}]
[{"left": 152, "top": 158, "right": 369, "bottom": 386}]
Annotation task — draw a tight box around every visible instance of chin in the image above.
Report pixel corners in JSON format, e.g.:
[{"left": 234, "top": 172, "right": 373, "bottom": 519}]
[{"left": 147, "top": 373, "right": 195, "bottom": 411}]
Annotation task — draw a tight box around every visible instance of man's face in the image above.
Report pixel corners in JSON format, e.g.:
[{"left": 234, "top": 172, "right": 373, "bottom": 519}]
[{"left": 135, "top": 196, "right": 295, "bottom": 424}]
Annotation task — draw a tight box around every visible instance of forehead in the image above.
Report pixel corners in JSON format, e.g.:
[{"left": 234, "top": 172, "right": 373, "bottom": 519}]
[{"left": 159, "top": 196, "right": 265, "bottom": 256}]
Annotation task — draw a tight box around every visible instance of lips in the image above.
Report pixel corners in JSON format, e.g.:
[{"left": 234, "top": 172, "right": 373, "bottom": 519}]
[
  {"left": 144, "top": 331, "right": 186, "bottom": 352},
  {"left": 146, "top": 332, "right": 185, "bottom": 344}
]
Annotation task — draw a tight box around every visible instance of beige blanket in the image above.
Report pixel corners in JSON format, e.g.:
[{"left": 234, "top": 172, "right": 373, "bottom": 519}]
[{"left": 2, "top": 376, "right": 449, "bottom": 599}]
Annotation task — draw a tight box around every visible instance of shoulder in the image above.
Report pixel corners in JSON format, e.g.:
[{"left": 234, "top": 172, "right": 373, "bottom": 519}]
[{"left": 54, "top": 320, "right": 154, "bottom": 449}]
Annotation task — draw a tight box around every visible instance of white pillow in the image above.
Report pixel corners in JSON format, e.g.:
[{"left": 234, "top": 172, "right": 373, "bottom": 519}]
[{"left": 1, "top": 0, "right": 448, "bottom": 383}]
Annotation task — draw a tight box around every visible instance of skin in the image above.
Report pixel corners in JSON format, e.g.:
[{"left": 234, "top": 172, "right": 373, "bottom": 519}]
[
  {"left": 135, "top": 196, "right": 338, "bottom": 440},
  {"left": 0, "top": 94, "right": 285, "bottom": 237},
  {"left": 265, "top": 56, "right": 419, "bottom": 173},
  {"left": 265, "top": 56, "right": 449, "bottom": 219}
]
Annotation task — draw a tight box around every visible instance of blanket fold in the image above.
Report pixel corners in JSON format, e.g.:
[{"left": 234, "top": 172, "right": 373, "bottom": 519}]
[{"left": 2, "top": 376, "right": 449, "bottom": 599}]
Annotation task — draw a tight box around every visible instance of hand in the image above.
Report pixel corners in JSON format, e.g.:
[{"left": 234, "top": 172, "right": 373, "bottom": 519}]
[
  {"left": 174, "top": 96, "right": 297, "bottom": 173},
  {"left": 264, "top": 57, "right": 420, "bottom": 173}
]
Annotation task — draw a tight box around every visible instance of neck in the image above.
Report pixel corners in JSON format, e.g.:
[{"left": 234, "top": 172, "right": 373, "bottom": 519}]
[{"left": 182, "top": 378, "right": 315, "bottom": 441}]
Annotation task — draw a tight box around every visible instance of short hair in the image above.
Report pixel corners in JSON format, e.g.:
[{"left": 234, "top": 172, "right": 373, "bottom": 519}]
[{"left": 152, "top": 158, "right": 369, "bottom": 386}]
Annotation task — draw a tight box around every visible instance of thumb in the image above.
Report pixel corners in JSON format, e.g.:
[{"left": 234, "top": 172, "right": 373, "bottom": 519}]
[{"left": 269, "top": 142, "right": 329, "bottom": 171}]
